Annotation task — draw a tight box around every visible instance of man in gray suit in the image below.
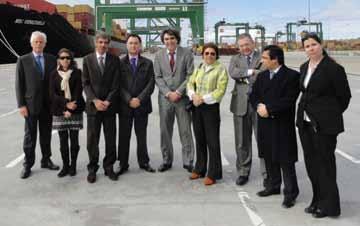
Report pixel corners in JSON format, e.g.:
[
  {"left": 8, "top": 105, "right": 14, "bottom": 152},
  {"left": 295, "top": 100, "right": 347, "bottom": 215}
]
[
  {"left": 154, "top": 29, "right": 195, "bottom": 172},
  {"left": 229, "top": 33, "right": 267, "bottom": 186},
  {"left": 15, "top": 31, "right": 60, "bottom": 179}
]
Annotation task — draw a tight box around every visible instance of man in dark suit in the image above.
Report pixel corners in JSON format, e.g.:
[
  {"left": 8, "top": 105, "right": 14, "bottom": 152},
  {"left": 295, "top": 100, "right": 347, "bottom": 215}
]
[
  {"left": 15, "top": 31, "right": 60, "bottom": 179},
  {"left": 82, "top": 32, "right": 120, "bottom": 183},
  {"left": 250, "top": 45, "right": 300, "bottom": 208},
  {"left": 229, "top": 33, "right": 267, "bottom": 186},
  {"left": 117, "top": 34, "right": 155, "bottom": 175}
]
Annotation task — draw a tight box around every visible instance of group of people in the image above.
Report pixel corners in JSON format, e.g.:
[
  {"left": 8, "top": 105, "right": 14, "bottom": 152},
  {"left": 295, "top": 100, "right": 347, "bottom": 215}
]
[{"left": 15, "top": 29, "right": 351, "bottom": 218}]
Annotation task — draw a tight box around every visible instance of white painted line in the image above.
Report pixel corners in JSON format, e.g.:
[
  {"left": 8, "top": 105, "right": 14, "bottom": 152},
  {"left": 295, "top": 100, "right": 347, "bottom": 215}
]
[
  {"left": 5, "top": 153, "right": 24, "bottom": 168},
  {"left": 238, "top": 191, "right": 266, "bottom": 226},
  {"left": 336, "top": 149, "right": 360, "bottom": 164},
  {"left": 0, "top": 109, "right": 18, "bottom": 119},
  {"left": 221, "top": 151, "right": 230, "bottom": 166},
  {"left": 5, "top": 130, "right": 58, "bottom": 168}
]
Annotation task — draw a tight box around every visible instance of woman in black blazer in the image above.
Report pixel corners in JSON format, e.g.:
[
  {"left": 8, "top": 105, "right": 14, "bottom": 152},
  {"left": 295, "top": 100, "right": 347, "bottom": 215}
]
[
  {"left": 296, "top": 33, "right": 351, "bottom": 218},
  {"left": 50, "top": 48, "right": 85, "bottom": 177}
]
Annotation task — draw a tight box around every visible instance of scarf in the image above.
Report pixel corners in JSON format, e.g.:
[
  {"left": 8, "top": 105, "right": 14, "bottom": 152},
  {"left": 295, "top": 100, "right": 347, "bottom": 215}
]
[{"left": 57, "top": 68, "right": 73, "bottom": 100}]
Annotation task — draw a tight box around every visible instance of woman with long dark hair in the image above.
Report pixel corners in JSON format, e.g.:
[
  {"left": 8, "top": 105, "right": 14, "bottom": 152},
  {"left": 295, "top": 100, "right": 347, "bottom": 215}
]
[
  {"left": 50, "top": 48, "right": 85, "bottom": 177},
  {"left": 296, "top": 33, "right": 351, "bottom": 218}
]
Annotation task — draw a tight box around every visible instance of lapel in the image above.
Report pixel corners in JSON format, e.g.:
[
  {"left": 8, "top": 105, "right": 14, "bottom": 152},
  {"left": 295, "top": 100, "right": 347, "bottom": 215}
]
[
  {"left": 300, "top": 61, "right": 309, "bottom": 90},
  {"left": 304, "top": 56, "right": 326, "bottom": 91},
  {"left": 90, "top": 53, "right": 103, "bottom": 79},
  {"left": 30, "top": 53, "right": 42, "bottom": 81},
  {"left": 263, "top": 66, "right": 285, "bottom": 94},
  {"left": 250, "top": 51, "right": 260, "bottom": 68},
  {"left": 173, "top": 47, "right": 183, "bottom": 73},
  {"left": 103, "top": 53, "right": 112, "bottom": 77},
  {"left": 162, "top": 49, "right": 173, "bottom": 74}
]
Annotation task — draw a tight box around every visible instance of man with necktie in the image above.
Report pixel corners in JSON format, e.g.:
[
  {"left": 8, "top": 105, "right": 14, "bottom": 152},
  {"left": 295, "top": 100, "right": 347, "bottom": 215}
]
[
  {"left": 15, "top": 31, "right": 59, "bottom": 179},
  {"left": 117, "top": 34, "right": 156, "bottom": 175},
  {"left": 82, "top": 32, "right": 121, "bottom": 183},
  {"left": 228, "top": 33, "right": 267, "bottom": 186},
  {"left": 154, "top": 29, "right": 195, "bottom": 173},
  {"left": 250, "top": 45, "right": 300, "bottom": 208}
]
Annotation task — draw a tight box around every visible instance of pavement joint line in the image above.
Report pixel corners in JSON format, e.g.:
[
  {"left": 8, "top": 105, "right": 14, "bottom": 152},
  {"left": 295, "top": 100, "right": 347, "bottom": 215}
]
[
  {"left": 0, "top": 109, "right": 18, "bottom": 119},
  {"left": 237, "top": 191, "right": 267, "bottom": 226},
  {"left": 336, "top": 149, "right": 360, "bottom": 164},
  {"left": 5, "top": 130, "right": 57, "bottom": 168}
]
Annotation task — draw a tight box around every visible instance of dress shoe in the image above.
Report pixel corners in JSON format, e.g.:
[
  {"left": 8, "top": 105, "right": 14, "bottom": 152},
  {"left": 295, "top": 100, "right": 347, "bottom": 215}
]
[
  {"left": 140, "top": 164, "right": 155, "bottom": 173},
  {"left": 41, "top": 159, "right": 60, "bottom": 170},
  {"left": 87, "top": 172, "right": 97, "bottom": 183},
  {"left": 117, "top": 166, "right": 129, "bottom": 175},
  {"left": 236, "top": 176, "right": 249, "bottom": 186},
  {"left": 282, "top": 198, "right": 296, "bottom": 208},
  {"left": 183, "top": 164, "right": 193, "bottom": 173},
  {"left": 157, "top": 163, "right": 172, "bottom": 172},
  {"left": 69, "top": 165, "right": 77, "bottom": 176},
  {"left": 312, "top": 208, "right": 328, "bottom": 218},
  {"left": 20, "top": 168, "right": 31, "bottom": 179},
  {"left": 105, "top": 169, "right": 118, "bottom": 181},
  {"left": 57, "top": 167, "right": 69, "bottom": 178},
  {"left": 189, "top": 172, "right": 204, "bottom": 180},
  {"left": 203, "top": 177, "right": 216, "bottom": 186},
  {"left": 304, "top": 205, "right": 317, "bottom": 214},
  {"left": 257, "top": 188, "right": 281, "bottom": 197}
]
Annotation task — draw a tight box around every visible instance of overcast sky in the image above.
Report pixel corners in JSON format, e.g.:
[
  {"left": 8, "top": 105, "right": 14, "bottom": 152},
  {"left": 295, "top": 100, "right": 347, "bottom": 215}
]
[{"left": 49, "top": 0, "right": 360, "bottom": 41}]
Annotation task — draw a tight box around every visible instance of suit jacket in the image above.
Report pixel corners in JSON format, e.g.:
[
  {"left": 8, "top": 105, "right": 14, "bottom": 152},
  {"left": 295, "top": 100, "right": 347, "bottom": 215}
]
[
  {"left": 82, "top": 52, "right": 120, "bottom": 115},
  {"left": 154, "top": 46, "right": 194, "bottom": 103},
  {"left": 49, "top": 68, "right": 85, "bottom": 116},
  {"left": 118, "top": 55, "right": 155, "bottom": 116},
  {"left": 229, "top": 50, "right": 264, "bottom": 116},
  {"left": 250, "top": 65, "right": 300, "bottom": 163},
  {"left": 296, "top": 55, "right": 351, "bottom": 135},
  {"left": 15, "top": 52, "right": 57, "bottom": 115}
]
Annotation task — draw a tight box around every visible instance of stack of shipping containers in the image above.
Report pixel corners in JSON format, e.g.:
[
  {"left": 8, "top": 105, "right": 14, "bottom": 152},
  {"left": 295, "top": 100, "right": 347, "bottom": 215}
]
[{"left": 56, "top": 4, "right": 94, "bottom": 30}]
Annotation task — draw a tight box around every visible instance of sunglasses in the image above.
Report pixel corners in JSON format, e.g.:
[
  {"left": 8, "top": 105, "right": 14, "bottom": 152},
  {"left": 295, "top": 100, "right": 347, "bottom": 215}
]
[
  {"left": 204, "top": 52, "right": 216, "bottom": 56},
  {"left": 59, "top": 56, "right": 71, "bottom": 60}
]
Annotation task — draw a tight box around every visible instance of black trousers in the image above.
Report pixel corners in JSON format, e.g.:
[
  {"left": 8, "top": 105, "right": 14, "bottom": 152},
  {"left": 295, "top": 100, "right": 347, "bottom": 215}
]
[
  {"left": 118, "top": 113, "right": 150, "bottom": 168},
  {"left": 86, "top": 114, "right": 117, "bottom": 172},
  {"left": 58, "top": 130, "right": 80, "bottom": 165},
  {"left": 299, "top": 122, "right": 340, "bottom": 216},
  {"left": 23, "top": 110, "right": 52, "bottom": 169},
  {"left": 192, "top": 103, "right": 222, "bottom": 180},
  {"left": 264, "top": 157, "right": 299, "bottom": 200}
]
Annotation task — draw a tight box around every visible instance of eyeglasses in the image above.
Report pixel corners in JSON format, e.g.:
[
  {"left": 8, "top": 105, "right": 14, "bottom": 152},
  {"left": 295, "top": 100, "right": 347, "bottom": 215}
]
[
  {"left": 204, "top": 52, "right": 216, "bottom": 56},
  {"left": 59, "top": 56, "right": 71, "bottom": 60}
]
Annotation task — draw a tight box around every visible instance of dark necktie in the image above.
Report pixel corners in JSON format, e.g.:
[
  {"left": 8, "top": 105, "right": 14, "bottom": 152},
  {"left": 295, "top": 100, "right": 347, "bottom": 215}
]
[
  {"left": 246, "top": 55, "right": 251, "bottom": 67},
  {"left": 169, "top": 52, "right": 175, "bottom": 72},
  {"left": 35, "top": 55, "right": 44, "bottom": 78},
  {"left": 99, "top": 56, "right": 105, "bottom": 74},
  {"left": 130, "top": 57, "right": 137, "bottom": 74}
]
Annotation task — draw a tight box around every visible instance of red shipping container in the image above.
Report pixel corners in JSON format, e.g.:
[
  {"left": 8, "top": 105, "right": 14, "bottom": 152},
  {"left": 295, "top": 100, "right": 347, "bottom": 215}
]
[{"left": 0, "top": 0, "right": 56, "bottom": 14}]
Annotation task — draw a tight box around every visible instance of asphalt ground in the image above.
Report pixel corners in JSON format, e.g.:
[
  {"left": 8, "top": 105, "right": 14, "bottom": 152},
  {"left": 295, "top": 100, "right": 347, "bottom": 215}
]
[{"left": 0, "top": 52, "right": 359, "bottom": 226}]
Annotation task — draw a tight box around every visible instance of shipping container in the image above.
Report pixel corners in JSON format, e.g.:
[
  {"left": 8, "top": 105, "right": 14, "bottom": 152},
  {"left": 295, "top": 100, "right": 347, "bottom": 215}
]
[
  {"left": 0, "top": 0, "right": 56, "bottom": 14},
  {"left": 55, "top": 4, "right": 70, "bottom": 13},
  {"left": 73, "top": 4, "right": 93, "bottom": 14},
  {"left": 67, "top": 13, "right": 74, "bottom": 22}
]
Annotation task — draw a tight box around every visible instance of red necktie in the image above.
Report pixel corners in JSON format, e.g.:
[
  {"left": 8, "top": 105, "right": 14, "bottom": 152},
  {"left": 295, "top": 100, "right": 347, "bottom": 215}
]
[{"left": 169, "top": 52, "right": 175, "bottom": 72}]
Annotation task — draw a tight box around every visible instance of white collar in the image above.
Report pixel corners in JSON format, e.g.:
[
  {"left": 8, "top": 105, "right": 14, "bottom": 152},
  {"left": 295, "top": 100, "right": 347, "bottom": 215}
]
[
  {"left": 167, "top": 48, "right": 177, "bottom": 55},
  {"left": 270, "top": 65, "right": 282, "bottom": 74},
  {"left": 96, "top": 52, "right": 106, "bottom": 59}
]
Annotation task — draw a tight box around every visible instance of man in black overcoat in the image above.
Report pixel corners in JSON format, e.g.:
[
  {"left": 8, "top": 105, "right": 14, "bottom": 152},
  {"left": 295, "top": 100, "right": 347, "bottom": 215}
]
[{"left": 250, "top": 45, "right": 300, "bottom": 208}]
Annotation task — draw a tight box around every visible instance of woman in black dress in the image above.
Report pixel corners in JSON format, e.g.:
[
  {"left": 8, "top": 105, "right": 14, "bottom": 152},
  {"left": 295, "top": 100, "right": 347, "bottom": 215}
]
[{"left": 50, "top": 48, "right": 85, "bottom": 177}]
